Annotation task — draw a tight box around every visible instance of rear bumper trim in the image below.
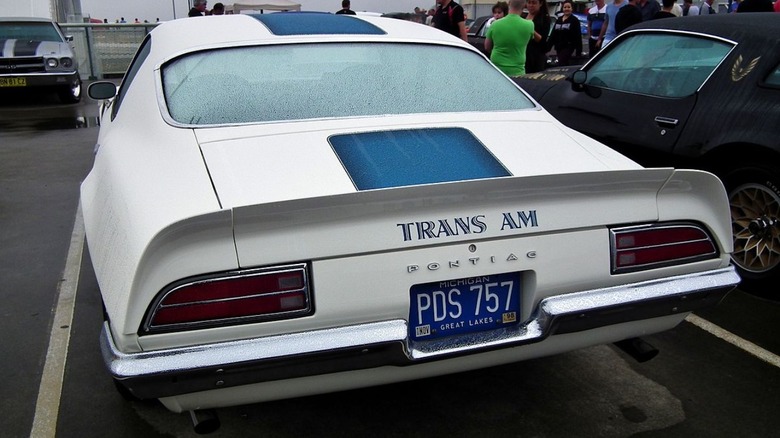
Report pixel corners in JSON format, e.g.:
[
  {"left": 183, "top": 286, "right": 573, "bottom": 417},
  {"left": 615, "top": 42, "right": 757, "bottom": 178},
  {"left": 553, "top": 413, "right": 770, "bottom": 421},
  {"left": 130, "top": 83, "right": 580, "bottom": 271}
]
[{"left": 103, "top": 266, "right": 739, "bottom": 399}]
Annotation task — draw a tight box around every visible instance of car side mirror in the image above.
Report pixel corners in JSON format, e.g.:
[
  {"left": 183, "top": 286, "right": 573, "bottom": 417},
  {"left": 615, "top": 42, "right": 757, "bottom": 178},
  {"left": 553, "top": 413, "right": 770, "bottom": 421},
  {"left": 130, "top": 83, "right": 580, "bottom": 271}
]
[
  {"left": 570, "top": 70, "right": 601, "bottom": 98},
  {"left": 88, "top": 81, "right": 117, "bottom": 100},
  {"left": 570, "top": 70, "right": 587, "bottom": 92}
]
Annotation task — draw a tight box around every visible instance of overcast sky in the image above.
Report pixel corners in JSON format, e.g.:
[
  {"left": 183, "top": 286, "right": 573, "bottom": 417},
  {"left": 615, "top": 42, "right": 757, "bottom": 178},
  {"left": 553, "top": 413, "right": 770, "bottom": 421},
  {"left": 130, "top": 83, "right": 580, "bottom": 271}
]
[{"left": 78, "top": 0, "right": 435, "bottom": 22}]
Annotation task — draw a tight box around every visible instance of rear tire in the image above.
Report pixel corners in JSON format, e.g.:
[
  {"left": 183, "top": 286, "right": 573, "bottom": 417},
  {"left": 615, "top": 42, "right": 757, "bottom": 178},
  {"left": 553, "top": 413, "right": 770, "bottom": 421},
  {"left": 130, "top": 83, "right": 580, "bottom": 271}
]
[{"left": 722, "top": 163, "right": 780, "bottom": 298}]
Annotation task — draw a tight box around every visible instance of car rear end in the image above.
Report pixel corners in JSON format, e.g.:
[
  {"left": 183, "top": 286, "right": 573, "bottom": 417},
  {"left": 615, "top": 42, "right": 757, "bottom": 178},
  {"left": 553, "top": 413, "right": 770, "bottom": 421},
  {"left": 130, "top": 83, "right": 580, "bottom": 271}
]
[
  {"left": 83, "top": 13, "right": 739, "bottom": 413},
  {"left": 101, "top": 161, "right": 736, "bottom": 412}
]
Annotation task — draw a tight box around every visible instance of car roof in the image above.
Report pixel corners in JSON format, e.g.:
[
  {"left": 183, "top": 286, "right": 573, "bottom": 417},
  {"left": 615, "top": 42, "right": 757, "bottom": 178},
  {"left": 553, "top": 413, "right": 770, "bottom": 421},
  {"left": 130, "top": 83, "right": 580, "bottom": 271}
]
[
  {"left": 0, "top": 17, "right": 56, "bottom": 23},
  {"left": 628, "top": 13, "right": 779, "bottom": 43},
  {"left": 148, "top": 12, "right": 469, "bottom": 66}
]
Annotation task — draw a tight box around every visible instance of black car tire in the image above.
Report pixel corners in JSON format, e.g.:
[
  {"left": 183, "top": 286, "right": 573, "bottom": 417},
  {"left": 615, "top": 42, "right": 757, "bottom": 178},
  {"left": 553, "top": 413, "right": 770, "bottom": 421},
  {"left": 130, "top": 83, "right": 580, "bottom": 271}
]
[
  {"left": 58, "top": 78, "right": 82, "bottom": 104},
  {"left": 722, "top": 163, "right": 780, "bottom": 297}
]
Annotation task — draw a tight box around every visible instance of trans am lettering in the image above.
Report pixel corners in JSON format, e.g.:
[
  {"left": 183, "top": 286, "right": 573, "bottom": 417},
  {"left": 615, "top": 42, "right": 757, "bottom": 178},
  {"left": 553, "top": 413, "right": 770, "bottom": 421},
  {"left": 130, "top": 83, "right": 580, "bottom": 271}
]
[
  {"left": 397, "top": 210, "right": 538, "bottom": 241},
  {"left": 501, "top": 210, "right": 539, "bottom": 230},
  {"left": 397, "top": 216, "right": 487, "bottom": 242}
]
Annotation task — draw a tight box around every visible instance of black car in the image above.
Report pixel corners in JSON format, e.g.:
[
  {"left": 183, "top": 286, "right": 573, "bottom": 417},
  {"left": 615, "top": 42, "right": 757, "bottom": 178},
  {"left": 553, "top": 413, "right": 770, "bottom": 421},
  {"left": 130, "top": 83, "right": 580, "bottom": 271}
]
[
  {"left": 514, "top": 14, "right": 780, "bottom": 294},
  {"left": 466, "top": 15, "right": 491, "bottom": 55}
]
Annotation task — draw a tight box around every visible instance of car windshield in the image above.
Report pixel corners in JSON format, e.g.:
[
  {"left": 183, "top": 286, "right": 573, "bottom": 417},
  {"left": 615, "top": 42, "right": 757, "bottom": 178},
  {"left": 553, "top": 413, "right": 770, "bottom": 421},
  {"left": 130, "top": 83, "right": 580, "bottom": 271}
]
[
  {"left": 0, "top": 22, "right": 62, "bottom": 42},
  {"left": 162, "top": 42, "right": 534, "bottom": 125},
  {"left": 584, "top": 33, "right": 733, "bottom": 98}
]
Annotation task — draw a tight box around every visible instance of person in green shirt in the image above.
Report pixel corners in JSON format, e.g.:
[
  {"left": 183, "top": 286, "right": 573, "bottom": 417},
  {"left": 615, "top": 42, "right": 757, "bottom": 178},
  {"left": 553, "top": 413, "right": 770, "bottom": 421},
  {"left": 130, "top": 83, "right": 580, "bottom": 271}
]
[{"left": 485, "top": 0, "right": 535, "bottom": 77}]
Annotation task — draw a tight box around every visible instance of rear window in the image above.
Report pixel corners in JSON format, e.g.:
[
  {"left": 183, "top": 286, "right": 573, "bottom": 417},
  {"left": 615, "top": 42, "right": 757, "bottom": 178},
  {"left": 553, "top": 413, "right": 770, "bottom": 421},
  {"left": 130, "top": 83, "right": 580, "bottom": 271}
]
[{"left": 161, "top": 42, "right": 534, "bottom": 125}]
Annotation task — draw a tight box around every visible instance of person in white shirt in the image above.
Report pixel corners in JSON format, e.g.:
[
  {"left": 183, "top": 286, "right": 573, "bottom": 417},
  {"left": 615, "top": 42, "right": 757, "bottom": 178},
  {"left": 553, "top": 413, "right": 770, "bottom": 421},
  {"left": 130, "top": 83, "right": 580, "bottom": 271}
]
[
  {"left": 587, "top": 0, "right": 607, "bottom": 57},
  {"left": 487, "top": 1, "right": 508, "bottom": 27},
  {"left": 683, "top": 0, "right": 700, "bottom": 15},
  {"left": 700, "top": 0, "right": 717, "bottom": 14}
]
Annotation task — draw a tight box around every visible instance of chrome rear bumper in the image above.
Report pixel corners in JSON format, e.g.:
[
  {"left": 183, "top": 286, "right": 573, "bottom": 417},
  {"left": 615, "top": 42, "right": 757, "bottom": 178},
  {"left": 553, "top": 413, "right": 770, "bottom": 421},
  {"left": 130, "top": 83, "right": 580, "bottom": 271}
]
[{"left": 103, "top": 266, "right": 739, "bottom": 399}]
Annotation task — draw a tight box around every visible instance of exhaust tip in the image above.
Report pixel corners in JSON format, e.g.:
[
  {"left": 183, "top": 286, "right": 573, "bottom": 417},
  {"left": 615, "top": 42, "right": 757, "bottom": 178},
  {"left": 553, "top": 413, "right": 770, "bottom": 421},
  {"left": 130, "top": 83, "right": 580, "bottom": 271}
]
[
  {"left": 614, "top": 337, "right": 659, "bottom": 363},
  {"left": 190, "top": 409, "right": 220, "bottom": 434}
]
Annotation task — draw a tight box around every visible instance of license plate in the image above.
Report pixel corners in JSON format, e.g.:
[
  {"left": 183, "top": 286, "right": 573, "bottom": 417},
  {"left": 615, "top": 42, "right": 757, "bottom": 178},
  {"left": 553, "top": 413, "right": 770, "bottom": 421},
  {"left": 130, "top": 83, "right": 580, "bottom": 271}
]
[
  {"left": 409, "top": 272, "right": 520, "bottom": 341},
  {"left": 0, "top": 77, "right": 27, "bottom": 87}
]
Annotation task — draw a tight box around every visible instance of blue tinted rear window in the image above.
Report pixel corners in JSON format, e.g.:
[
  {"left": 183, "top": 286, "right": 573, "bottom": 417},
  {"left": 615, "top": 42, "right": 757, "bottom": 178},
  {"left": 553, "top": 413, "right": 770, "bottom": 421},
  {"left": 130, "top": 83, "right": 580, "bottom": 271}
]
[{"left": 250, "top": 12, "right": 385, "bottom": 35}]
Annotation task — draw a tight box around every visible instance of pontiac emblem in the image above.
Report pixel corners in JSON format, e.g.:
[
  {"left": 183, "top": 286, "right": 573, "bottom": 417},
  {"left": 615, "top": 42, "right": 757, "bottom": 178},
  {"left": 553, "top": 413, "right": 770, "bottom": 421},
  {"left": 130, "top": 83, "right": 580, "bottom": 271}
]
[{"left": 731, "top": 55, "right": 761, "bottom": 82}]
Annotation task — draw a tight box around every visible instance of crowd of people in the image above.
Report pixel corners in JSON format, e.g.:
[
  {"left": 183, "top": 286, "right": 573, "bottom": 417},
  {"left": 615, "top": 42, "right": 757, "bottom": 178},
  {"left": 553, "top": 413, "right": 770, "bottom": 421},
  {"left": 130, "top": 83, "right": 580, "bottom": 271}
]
[
  {"left": 106, "top": 0, "right": 779, "bottom": 69},
  {"left": 188, "top": 1, "right": 226, "bottom": 16},
  {"left": 422, "top": 0, "right": 778, "bottom": 77}
]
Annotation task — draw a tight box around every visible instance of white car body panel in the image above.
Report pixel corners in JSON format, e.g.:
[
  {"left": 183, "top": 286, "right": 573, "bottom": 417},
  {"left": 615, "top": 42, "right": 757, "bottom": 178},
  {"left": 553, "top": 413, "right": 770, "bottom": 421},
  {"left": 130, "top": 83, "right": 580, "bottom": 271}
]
[
  {"left": 198, "top": 113, "right": 641, "bottom": 208},
  {"left": 81, "top": 12, "right": 738, "bottom": 412}
]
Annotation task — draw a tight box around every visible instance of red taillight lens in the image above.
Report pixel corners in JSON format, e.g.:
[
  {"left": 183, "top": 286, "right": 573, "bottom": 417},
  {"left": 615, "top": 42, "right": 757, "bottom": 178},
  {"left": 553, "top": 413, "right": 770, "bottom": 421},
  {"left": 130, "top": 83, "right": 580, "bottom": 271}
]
[
  {"left": 611, "top": 224, "right": 717, "bottom": 273},
  {"left": 144, "top": 264, "right": 311, "bottom": 333}
]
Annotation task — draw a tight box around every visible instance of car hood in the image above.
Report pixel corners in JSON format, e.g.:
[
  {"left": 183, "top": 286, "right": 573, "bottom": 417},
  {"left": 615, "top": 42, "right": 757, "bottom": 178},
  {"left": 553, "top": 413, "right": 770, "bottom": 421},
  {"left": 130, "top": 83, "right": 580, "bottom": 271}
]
[
  {"left": 513, "top": 66, "right": 579, "bottom": 102},
  {"left": 0, "top": 39, "right": 71, "bottom": 58},
  {"left": 194, "top": 113, "right": 640, "bottom": 209}
]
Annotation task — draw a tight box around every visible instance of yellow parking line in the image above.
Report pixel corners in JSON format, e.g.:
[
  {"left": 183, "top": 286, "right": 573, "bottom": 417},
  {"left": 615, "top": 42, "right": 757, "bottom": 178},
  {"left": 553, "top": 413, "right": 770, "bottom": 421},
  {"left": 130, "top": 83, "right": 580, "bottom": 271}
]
[
  {"left": 686, "top": 313, "right": 780, "bottom": 368},
  {"left": 30, "top": 204, "right": 84, "bottom": 438}
]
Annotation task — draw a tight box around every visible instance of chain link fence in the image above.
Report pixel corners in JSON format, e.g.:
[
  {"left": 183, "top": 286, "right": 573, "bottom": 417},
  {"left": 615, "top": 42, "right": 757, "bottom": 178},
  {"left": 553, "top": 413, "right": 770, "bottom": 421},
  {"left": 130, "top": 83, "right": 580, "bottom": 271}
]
[{"left": 60, "top": 23, "right": 156, "bottom": 80}]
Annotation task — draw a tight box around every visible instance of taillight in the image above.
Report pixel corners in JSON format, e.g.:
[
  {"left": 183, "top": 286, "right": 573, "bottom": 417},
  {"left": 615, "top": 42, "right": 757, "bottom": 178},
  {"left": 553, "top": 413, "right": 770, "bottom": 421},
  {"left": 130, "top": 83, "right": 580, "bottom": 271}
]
[
  {"left": 610, "top": 223, "right": 717, "bottom": 274},
  {"left": 143, "top": 263, "right": 312, "bottom": 333}
]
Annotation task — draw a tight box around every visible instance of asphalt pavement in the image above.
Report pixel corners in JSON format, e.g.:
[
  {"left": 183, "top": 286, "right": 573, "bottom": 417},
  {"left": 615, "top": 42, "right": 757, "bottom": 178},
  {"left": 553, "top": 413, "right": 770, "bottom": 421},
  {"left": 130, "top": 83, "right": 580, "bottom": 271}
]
[{"left": 1, "top": 84, "right": 778, "bottom": 438}]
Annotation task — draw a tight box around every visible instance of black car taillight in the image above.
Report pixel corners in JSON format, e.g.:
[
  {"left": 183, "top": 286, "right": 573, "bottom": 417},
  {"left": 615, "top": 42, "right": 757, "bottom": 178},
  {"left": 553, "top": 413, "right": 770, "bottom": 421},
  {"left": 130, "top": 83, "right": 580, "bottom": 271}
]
[
  {"left": 143, "top": 263, "right": 312, "bottom": 333},
  {"left": 610, "top": 223, "right": 718, "bottom": 274}
]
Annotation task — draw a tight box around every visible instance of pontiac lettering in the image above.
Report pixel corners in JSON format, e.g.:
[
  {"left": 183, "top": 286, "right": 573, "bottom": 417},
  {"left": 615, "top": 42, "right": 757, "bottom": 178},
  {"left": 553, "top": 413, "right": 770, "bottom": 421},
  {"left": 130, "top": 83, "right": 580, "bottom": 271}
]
[
  {"left": 397, "top": 210, "right": 538, "bottom": 242},
  {"left": 406, "top": 252, "right": 536, "bottom": 273}
]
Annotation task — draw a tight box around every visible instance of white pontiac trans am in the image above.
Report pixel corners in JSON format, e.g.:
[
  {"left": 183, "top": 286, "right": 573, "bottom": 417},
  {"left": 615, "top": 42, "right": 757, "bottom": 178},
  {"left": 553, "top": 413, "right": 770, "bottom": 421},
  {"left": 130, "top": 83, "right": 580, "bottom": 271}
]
[{"left": 83, "top": 12, "right": 739, "bottom": 427}]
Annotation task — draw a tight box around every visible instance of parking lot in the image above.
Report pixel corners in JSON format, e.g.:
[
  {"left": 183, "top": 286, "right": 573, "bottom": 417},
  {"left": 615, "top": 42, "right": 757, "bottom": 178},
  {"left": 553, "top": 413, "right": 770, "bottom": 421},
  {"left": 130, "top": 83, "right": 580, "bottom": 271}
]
[{"left": 1, "top": 87, "right": 778, "bottom": 438}]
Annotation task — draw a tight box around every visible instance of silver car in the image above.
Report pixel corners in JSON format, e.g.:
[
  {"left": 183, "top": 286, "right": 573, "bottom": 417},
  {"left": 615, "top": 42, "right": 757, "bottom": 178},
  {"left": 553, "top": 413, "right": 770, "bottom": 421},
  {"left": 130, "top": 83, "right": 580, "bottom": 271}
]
[{"left": 0, "top": 17, "right": 81, "bottom": 103}]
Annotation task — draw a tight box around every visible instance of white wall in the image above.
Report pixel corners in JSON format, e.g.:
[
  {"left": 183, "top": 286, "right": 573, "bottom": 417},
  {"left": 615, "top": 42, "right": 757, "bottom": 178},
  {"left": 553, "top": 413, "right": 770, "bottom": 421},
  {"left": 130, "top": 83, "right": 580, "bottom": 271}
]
[{"left": 2, "top": 0, "right": 54, "bottom": 19}]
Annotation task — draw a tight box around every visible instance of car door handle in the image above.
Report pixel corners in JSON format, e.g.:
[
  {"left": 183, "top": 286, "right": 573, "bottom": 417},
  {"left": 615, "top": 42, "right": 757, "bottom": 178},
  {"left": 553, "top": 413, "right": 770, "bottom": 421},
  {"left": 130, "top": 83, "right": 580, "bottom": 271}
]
[{"left": 654, "top": 116, "right": 679, "bottom": 129}]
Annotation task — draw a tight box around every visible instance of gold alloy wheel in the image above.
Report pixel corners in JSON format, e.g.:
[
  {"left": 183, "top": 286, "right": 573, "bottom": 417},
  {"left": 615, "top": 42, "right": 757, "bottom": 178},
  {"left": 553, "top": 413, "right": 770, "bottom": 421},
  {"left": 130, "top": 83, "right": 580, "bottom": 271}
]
[{"left": 729, "top": 183, "right": 780, "bottom": 274}]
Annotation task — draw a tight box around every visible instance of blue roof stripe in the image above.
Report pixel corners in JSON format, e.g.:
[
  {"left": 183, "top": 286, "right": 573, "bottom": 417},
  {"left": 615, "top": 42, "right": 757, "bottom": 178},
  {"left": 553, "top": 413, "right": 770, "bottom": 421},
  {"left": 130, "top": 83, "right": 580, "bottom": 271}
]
[
  {"left": 250, "top": 12, "right": 385, "bottom": 36},
  {"left": 330, "top": 128, "right": 511, "bottom": 191}
]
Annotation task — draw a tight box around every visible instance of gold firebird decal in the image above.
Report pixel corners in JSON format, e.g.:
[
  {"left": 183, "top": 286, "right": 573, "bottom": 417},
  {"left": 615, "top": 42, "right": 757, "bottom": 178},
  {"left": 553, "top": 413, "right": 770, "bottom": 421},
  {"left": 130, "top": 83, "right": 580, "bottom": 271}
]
[
  {"left": 524, "top": 72, "right": 568, "bottom": 82},
  {"left": 731, "top": 55, "right": 761, "bottom": 82}
]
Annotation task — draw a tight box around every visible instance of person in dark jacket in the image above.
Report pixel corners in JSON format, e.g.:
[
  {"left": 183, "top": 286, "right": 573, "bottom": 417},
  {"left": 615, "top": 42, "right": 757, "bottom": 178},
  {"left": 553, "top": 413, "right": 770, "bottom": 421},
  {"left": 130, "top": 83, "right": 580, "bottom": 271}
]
[
  {"left": 615, "top": 0, "right": 642, "bottom": 33},
  {"left": 548, "top": 0, "right": 583, "bottom": 66},
  {"left": 335, "top": 0, "right": 357, "bottom": 14},
  {"left": 736, "top": 0, "right": 773, "bottom": 11},
  {"left": 189, "top": 0, "right": 207, "bottom": 17},
  {"left": 652, "top": 0, "right": 677, "bottom": 18},
  {"left": 523, "top": 0, "right": 551, "bottom": 73},
  {"left": 432, "top": 0, "right": 468, "bottom": 41}
]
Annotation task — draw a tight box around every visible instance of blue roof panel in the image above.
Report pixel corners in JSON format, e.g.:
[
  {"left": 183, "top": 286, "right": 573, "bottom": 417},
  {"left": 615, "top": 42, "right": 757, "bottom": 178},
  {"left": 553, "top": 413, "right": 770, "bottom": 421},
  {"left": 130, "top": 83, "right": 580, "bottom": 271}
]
[
  {"left": 250, "top": 12, "right": 386, "bottom": 36},
  {"left": 330, "top": 128, "right": 511, "bottom": 191}
]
